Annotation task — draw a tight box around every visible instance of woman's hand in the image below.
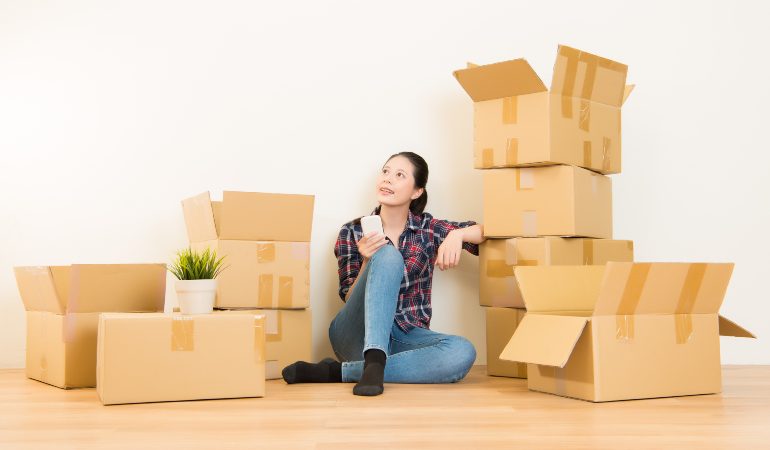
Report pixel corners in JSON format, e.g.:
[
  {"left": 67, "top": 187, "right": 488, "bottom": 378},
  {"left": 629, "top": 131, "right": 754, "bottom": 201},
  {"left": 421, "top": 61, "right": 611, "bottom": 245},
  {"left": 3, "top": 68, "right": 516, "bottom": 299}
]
[
  {"left": 357, "top": 231, "right": 387, "bottom": 261},
  {"left": 436, "top": 229, "right": 464, "bottom": 271}
]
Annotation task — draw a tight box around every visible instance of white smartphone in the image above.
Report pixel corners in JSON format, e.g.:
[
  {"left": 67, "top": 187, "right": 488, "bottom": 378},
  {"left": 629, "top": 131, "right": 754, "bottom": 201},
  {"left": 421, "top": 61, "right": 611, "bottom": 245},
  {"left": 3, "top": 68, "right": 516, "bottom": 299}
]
[{"left": 361, "top": 215, "right": 384, "bottom": 237}]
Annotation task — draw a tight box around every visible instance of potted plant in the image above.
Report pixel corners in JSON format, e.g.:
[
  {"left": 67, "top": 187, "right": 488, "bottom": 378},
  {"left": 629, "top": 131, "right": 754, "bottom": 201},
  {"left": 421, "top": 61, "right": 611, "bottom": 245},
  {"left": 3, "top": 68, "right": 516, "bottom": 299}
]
[{"left": 169, "top": 247, "right": 227, "bottom": 315}]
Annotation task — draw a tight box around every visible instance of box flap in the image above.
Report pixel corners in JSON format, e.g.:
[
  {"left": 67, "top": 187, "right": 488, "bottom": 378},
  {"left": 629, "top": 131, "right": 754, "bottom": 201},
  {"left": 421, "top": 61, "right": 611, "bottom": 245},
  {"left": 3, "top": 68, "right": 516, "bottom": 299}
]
[
  {"left": 623, "top": 84, "right": 635, "bottom": 105},
  {"left": 551, "top": 44, "right": 628, "bottom": 107},
  {"left": 181, "top": 192, "right": 218, "bottom": 243},
  {"left": 14, "top": 266, "right": 67, "bottom": 314},
  {"left": 593, "top": 262, "right": 735, "bottom": 316},
  {"left": 499, "top": 314, "right": 588, "bottom": 368},
  {"left": 220, "top": 191, "right": 314, "bottom": 242},
  {"left": 453, "top": 58, "right": 547, "bottom": 102},
  {"left": 67, "top": 264, "right": 167, "bottom": 313},
  {"left": 718, "top": 316, "right": 755, "bottom": 338},
  {"left": 513, "top": 265, "right": 606, "bottom": 313}
]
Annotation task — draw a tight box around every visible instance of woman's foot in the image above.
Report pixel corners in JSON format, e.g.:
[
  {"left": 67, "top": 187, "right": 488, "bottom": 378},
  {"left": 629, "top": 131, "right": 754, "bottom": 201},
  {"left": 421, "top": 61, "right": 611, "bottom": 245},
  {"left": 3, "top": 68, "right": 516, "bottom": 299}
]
[
  {"left": 282, "top": 357, "right": 342, "bottom": 384},
  {"left": 353, "top": 349, "right": 386, "bottom": 396}
]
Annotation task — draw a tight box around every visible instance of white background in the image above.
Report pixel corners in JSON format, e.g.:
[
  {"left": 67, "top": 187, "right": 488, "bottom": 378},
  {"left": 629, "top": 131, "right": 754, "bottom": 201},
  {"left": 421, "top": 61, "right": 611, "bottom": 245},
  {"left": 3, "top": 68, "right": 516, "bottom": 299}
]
[{"left": 1, "top": 0, "right": 768, "bottom": 368}]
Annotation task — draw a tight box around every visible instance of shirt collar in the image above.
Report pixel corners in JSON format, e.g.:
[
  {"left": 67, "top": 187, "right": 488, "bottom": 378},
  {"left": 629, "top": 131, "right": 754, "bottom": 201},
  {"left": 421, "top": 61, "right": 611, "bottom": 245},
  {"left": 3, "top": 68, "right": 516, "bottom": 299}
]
[{"left": 370, "top": 207, "right": 421, "bottom": 232}]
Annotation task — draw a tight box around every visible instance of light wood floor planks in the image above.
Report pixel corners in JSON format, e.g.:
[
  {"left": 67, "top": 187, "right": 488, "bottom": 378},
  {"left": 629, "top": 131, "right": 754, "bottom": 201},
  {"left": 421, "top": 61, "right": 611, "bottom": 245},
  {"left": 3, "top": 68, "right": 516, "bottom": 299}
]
[{"left": 1, "top": 366, "right": 768, "bottom": 449}]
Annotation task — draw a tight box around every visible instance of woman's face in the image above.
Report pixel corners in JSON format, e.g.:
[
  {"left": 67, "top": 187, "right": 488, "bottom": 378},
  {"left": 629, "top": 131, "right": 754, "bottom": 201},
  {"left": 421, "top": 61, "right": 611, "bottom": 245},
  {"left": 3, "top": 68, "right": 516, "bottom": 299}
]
[{"left": 376, "top": 155, "right": 424, "bottom": 208}]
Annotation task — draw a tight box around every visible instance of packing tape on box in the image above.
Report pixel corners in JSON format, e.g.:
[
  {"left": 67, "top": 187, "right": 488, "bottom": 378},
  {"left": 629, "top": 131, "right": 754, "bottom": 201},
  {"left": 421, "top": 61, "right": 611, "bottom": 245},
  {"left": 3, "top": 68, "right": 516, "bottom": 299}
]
[
  {"left": 502, "top": 96, "right": 517, "bottom": 124},
  {"left": 674, "top": 263, "right": 707, "bottom": 344},
  {"left": 486, "top": 260, "right": 514, "bottom": 278},
  {"left": 521, "top": 211, "right": 537, "bottom": 237},
  {"left": 481, "top": 148, "right": 494, "bottom": 168},
  {"left": 258, "top": 274, "right": 295, "bottom": 308},
  {"left": 582, "top": 240, "right": 594, "bottom": 265},
  {"left": 254, "top": 315, "right": 266, "bottom": 363},
  {"left": 516, "top": 168, "right": 535, "bottom": 190},
  {"left": 257, "top": 243, "right": 276, "bottom": 263},
  {"left": 258, "top": 274, "right": 273, "bottom": 308},
  {"left": 583, "top": 141, "right": 592, "bottom": 167},
  {"left": 579, "top": 99, "right": 591, "bottom": 132},
  {"left": 262, "top": 309, "right": 282, "bottom": 342},
  {"left": 543, "top": 237, "right": 552, "bottom": 265},
  {"left": 627, "top": 241, "right": 634, "bottom": 253},
  {"left": 506, "top": 138, "right": 518, "bottom": 166},
  {"left": 558, "top": 46, "right": 626, "bottom": 119},
  {"left": 290, "top": 242, "right": 310, "bottom": 260},
  {"left": 602, "top": 137, "right": 612, "bottom": 173},
  {"left": 555, "top": 366, "right": 567, "bottom": 396},
  {"left": 615, "top": 263, "right": 652, "bottom": 342},
  {"left": 171, "top": 316, "right": 194, "bottom": 352}
]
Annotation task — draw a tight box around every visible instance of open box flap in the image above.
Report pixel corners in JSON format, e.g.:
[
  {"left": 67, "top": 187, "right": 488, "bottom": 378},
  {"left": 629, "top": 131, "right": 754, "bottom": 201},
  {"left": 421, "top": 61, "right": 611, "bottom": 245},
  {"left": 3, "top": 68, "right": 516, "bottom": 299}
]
[
  {"left": 14, "top": 266, "right": 68, "bottom": 314},
  {"left": 500, "top": 314, "right": 589, "bottom": 368},
  {"left": 513, "top": 265, "right": 605, "bottom": 313},
  {"left": 551, "top": 44, "right": 628, "bottom": 107},
  {"left": 718, "top": 315, "right": 755, "bottom": 338},
  {"left": 454, "top": 58, "right": 547, "bottom": 102},
  {"left": 181, "top": 191, "right": 218, "bottom": 243}
]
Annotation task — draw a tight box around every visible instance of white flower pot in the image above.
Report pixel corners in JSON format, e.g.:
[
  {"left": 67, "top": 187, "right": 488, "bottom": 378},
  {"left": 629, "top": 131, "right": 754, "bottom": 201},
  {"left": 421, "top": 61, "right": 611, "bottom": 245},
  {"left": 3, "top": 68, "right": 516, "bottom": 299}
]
[{"left": 175, "top": 279, "right": 217, "bottom": 315}]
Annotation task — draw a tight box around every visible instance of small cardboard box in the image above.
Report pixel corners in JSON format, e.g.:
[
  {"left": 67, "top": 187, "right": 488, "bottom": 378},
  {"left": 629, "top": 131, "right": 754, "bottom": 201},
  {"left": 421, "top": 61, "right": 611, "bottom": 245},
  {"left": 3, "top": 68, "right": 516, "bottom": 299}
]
[
  {"left": 14, "top": 264, "right": 167, "bottom": 389},
  {"left": 216, "top": 308, "right": 312, "bottom": 379},
  {"left": 97, "top": 313, "right": 266, "bottom": 405},
  {"left": 182, "top": 191, "right": 315, "bottom": 242},
  {"left": 192, "top": 240, "right": 310, "bottom": 309},
  {"left": 483, "top": 165, "right": 612, "bottom": 238},
  {"left": 486, "top": 307, "right": 527, "bottom": 378},
  {"left": 454, "top": 44, "right": 633, "bottom": 174},
  {"left": 500, "top": 262, "right": 755, "bottom": 402},
  {"left": 480, "top": 237, "right": 634, "bottom": 308}
]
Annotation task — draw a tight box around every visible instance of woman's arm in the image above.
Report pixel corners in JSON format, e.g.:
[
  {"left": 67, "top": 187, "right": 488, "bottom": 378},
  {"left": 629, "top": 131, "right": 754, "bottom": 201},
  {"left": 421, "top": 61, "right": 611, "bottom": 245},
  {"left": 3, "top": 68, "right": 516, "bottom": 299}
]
[
  {"left": 435, "top": 223, "right": 485, "bottom": 271},
  {"left": 451, "top": 223, "right": 485, "bottom": 245}
]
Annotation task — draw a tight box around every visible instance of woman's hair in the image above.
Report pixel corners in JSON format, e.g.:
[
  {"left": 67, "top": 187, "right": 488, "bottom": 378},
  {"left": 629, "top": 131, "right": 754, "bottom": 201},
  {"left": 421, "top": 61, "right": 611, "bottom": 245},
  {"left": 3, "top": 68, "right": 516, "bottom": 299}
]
[{"left": 387, "top": 151, "right": 429, "bottom": 215}]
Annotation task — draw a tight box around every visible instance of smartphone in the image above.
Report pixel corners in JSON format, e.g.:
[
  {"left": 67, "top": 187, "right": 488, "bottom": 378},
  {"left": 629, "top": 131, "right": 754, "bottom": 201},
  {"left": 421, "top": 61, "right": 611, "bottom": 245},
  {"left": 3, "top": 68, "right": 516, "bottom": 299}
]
[{"left": 361, "top": 215, "right": 384, "bottom": 237}]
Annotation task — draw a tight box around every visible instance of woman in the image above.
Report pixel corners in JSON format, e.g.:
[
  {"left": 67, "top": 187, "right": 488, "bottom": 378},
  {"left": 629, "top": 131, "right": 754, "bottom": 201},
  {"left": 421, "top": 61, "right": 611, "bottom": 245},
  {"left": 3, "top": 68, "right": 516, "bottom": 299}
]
[{"left": 282, "top": 151, "right": 485, "bottom": 396}]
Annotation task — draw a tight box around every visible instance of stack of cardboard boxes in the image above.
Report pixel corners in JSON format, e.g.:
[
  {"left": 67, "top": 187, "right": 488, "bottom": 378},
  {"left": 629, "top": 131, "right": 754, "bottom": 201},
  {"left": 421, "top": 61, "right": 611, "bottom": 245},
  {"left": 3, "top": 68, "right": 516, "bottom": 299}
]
[
  {"left": 181, "top": 191, "right": 315, "bottom": 380},
  {"left": 456, "top": 45, "right": 754, "bottom": 401}
]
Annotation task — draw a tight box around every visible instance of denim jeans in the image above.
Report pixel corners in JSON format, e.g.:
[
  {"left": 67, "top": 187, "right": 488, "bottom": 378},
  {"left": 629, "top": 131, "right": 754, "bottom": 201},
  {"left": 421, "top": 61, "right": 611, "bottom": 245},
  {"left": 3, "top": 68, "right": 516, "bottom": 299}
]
[{"left": 328, "top": 244, "right": 477, "bottom": 383}]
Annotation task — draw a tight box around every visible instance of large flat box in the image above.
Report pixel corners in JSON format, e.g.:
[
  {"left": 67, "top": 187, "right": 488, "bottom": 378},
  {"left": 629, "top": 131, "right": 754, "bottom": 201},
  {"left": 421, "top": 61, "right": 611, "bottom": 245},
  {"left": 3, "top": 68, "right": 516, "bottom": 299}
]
[
  {"left": 217, "top": 309, "right": 312, "bottom": 379},
  {"left": 479, "top": 237, "right": 634, "bottom": 308},
  {"left": 192, "top": 240, "right": 310, "bottom": 309},
  {"left": 500, "top": 262, "right": 755, "bottom": 402},
  {"left": 182, "top": 190, "right": 315, "bottom": 242},
  {"left": 483, "top": 165, "right": 612, "bottom": 238},
  {"left": 97, "top": 313, "right": 266, "bottom": 405},
  {"left": 486, "top": 307, "right": 527, "bottom": 378},
  {"left": 14, "top": 264, "right": 167, "bottom": 389},
  {"left": 454, "top": 44, "right": 632, "bottom": 174}
]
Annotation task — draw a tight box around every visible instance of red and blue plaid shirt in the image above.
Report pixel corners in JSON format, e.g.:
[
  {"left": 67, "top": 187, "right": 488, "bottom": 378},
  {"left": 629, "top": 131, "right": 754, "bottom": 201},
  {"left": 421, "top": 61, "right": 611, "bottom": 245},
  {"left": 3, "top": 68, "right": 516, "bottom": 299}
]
[{"left": 334, "top": 208, "right": 479, "bottom": 332}]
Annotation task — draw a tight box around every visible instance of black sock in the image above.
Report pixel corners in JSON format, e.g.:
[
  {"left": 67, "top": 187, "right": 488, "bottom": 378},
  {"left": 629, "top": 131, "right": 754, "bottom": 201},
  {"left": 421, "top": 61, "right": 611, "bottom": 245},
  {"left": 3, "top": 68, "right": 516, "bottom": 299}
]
[
  {"left": 353, "top": 349, "right": 386, "bottom": 396},
  {"left": 282, "top": 357, "right": 342, "bottom": 384}
]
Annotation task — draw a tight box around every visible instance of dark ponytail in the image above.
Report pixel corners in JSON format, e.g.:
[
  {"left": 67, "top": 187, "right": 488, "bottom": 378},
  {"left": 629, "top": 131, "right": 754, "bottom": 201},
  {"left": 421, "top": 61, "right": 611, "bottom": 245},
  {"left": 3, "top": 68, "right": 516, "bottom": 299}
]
[{"left": 388, "top": 151, "right": 429, "bottom": 215}]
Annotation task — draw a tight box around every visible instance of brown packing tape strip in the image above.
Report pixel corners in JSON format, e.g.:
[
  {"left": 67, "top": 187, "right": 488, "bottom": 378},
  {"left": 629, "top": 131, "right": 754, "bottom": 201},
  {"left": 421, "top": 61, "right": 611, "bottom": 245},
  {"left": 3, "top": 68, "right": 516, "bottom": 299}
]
[
  {"left": 515, "top": 169, "right": 534, "bottom": 190},
  {"left": 583, "top": 141, "right": 592, "bottom": 168},
  {"left": 257, "top": 243, "right": 276, "bottom": 263},
  {"left": 579, "top": 99, "right": 591, "bottom": 132},
  {"left": 506, "top": 138, "right": 518, "bottom": 166},
  {"left": 265, "top": 310, "right": 282, "bottom": 343},
  {"left": 602, "top": 137, "right": 612, "bottom": 172},
  {"left": 486, "top": 260, "right": 514, "bottom": 278},
  {"left": 502, "top": 96, "right": 517, "bottom": 124},
  {"left": 171, "top": 316, "right": 194, "bottom": 352},
  {"left": 254, "top": 315, "right": 266, "bottom": 363},
  {"left": 278, "top": 276, "right": 294, "bottom": 308},
  {"left": 481, "top": 148, "right": 494, "bottom": 168},
  {"left": 582, "top": 240, "right": 594, "bottom": 265},
  {"left": 559, "top": 46, "right": 627, "bottom": 116},
  {"left": 614, "top": 263, "right": 651, "bottom": 341},
  {"left": 517, "top": 259, "right": 538, "bottom": 266},
  {"left": 258, "top": 274, "right": 274, "bottom": 308},
  {"left": 521, "top": 211, "right": 537, "bottom": 237},
  {"left": 674, "top": 263, "right": 707, "bottom": 344}
]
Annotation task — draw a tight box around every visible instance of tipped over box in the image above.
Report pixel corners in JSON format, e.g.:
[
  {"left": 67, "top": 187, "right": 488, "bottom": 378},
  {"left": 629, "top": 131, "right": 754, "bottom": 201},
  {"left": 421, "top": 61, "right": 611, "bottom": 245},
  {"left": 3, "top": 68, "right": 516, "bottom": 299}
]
[{"left": 499, "top": 262, "right": 754, "bottom": 402}]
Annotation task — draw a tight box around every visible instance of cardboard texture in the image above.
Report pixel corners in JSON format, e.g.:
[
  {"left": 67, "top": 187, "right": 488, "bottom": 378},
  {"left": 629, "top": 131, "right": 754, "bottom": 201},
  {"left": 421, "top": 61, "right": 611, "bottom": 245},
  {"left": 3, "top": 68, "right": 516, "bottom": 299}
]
[
  {"left": 486, "top": 307, "right": 527, "bottom": 378},
  {"left": 97, "top": 313, "right": 266, "bottom": 405},
  {"left": 182, "top": 191, "right": 315, "bottom": 242},
  {"left": 480, "top": 237, "right": 633, "bottom": 308},
  {"left": 483, "top": 165, "right": 612, "bottom": 238},
  {"left": 14, "top": 264, "right": 167, "bottom": 389},
  {"left": 216, "top": 309, "right": 312, "bottom": 379},
  {"left": 192, "top": 240, "right": 310, "bottom": 309},
  {"left": 499, "top": 262, "right": 755, "bottom": 402},
  {"left": 454, "top": 45, "right": 631, "bottom": 174}
]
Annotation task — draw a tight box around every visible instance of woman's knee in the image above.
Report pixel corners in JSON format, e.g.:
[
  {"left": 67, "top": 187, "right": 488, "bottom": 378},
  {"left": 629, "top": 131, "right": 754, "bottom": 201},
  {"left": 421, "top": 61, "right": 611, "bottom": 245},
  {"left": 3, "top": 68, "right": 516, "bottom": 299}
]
[
  {"left": 444, "top": 336, "right": 477, "bottom": 383},
  {"left": 369, "top": 244, "right": 404, "bottom": 269}
]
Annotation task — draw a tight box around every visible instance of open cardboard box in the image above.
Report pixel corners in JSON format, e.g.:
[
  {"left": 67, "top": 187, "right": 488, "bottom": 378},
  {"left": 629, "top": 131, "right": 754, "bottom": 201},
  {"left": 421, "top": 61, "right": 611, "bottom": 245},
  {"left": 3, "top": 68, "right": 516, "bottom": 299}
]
[
  {"left": 500, "top": 262, "right": 755, "bottom": 402},
  {"left": 14, "top": 264, "right": 167, "bottom": 389},
  {"left": 454, "top": 44, "right": 633, "bottom": 174}
]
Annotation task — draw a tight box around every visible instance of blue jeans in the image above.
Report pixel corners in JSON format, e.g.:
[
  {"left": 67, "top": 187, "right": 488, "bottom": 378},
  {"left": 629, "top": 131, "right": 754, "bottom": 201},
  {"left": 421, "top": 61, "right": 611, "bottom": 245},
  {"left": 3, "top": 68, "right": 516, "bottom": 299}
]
[{"left": 328, "top": 244, "right": 476, "bottom": 383}]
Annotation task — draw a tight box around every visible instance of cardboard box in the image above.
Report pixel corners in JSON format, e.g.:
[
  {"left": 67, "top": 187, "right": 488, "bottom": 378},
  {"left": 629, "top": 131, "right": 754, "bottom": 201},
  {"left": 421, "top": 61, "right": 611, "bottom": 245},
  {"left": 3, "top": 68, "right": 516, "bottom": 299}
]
[
  {"left": 97, "top": 313, "right": 266, "bottom": 405},
  {"left": 182, "top": 191, "right": 315, "bottom": 242},
  {"left": 486, "top": 307, "right": 527, "bottom": 378},
  {"left": 216, "top": 309, "right": 312, "bottom": 379},
  {"left": 191, "top": 240, "right": 310, "bottom": 309},
  {"left": 483, "top": 165, "right": 612, "bottom": 238},
  {"left": 454, "top": 44, "right": 633, "bottom": 174},
  {"left": 479, "top": 237, "right": 634, "bottom": 308},
  {"left": 500, "top": 262, "right": 755, "bottom": 402},
  {"left": 14, "top": 264, "right": 167, "bottom": 389}
]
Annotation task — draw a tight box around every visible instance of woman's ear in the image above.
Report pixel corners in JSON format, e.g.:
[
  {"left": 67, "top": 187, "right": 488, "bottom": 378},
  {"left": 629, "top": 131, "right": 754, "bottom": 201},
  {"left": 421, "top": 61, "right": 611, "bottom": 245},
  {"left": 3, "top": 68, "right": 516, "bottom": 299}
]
[{"left": 411, "top": 187, "right": 424, "bottom": 200}]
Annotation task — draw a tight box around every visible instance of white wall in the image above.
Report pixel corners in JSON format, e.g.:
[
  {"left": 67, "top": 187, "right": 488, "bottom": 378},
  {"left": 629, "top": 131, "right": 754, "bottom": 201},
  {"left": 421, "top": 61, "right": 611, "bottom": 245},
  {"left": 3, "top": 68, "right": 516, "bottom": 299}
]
[{"left": 1, "top": 0, "right": 768, "bottom": 368}]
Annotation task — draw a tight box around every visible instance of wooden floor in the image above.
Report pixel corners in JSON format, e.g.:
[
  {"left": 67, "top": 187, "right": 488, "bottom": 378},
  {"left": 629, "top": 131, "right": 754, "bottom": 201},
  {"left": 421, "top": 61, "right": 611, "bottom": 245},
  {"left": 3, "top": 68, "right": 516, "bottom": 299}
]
[{"left": 1, "top": 366, "right": 769, "bottom": 449}]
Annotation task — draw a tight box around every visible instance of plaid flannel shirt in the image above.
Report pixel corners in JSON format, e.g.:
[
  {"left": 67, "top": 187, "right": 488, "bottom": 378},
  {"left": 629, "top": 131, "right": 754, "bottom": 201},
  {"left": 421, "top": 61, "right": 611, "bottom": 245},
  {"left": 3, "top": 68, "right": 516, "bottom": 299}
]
[{"left": 334, "top": 208, "right": 479, "bottom": 332}]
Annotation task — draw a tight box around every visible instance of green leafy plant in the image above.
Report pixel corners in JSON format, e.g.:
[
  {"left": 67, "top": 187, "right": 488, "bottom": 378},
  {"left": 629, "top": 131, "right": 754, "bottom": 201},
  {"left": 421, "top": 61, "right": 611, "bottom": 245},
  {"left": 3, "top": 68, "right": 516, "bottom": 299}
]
[{"left": 169, "top": 247, "right": 227, "bottom": 280}]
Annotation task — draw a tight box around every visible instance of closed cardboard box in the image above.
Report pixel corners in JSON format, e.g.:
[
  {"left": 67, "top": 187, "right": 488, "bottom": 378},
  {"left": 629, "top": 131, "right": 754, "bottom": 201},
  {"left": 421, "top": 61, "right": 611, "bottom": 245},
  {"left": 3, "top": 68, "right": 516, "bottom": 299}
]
[
  {"left": 486, "top": 307, "right": 527, "bottom": 378},
  {"left": 454, "top": 44, "right": 632, "bottom": 174},
  {"left": 97, "top": 313, "right": 266, "bottom": 405},
  {"left": 14, "top": 264, "right": 166, "bottom": 389},
  {"left": 479, "top": 237, "right": 633, "bottom": 308},
  {"left": 217, "top": 309, "right": 312, "bottom": 379},
  {"left": 500, "top": 262, "right": 755, "bottom": 402},
  {"left": 483, "top": 165, "right": 612, "bottom": 239}
]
